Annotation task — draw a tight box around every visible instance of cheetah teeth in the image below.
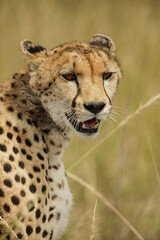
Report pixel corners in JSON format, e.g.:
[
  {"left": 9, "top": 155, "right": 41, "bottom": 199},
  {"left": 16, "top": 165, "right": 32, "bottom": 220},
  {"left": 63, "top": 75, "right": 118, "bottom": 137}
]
[{"left": 82, "top": 122, "right": 99, "bottom": 129}]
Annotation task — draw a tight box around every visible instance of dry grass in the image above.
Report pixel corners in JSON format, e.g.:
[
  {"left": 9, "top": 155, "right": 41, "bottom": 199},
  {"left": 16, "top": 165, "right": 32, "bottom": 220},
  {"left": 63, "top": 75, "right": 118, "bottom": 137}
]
[
  {"left": 89, "top": 201, "right": 97, "bottom": 240},
  {"left": 0, "top": 216, "right": 18, "bottom": 240},
  {"left": 68, "top": 173, "right": 145, "bottom": 240},
  {"left": 0, "top": 0, "right": 160, "bottom": 239},
  {"left": 145, "top": 122, "right": 160, "bottom": 187}
]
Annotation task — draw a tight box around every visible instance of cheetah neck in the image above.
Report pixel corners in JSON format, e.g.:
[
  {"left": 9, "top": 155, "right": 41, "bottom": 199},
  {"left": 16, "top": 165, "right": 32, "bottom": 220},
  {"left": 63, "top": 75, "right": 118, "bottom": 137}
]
[
  {"left": 3, "top": 70, "right": 72, "bottom": 138},
  {"left": 46, "top": 128, "right": 72, "bottom": 165}
]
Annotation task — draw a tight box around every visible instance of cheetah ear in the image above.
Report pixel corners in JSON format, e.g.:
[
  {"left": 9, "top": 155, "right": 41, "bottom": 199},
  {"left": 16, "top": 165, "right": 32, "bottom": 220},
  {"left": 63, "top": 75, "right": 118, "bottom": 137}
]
[
  {"left": 89, "top": 34, "right": 116, "bottom": 56},
  {"left": 20, "top": 40, "right": 47, "bottom": 59}
]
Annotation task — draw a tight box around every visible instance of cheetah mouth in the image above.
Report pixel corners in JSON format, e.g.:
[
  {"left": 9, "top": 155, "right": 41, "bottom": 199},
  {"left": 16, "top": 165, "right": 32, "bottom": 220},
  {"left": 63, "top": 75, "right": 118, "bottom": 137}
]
[{"left": 65, "top": 113, "right": 100, "bottom": 134}]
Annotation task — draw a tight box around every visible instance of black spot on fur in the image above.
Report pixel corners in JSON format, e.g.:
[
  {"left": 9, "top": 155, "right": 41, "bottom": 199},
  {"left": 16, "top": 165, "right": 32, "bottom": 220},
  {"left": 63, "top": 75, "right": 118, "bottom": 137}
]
[
  {"left": 0, "top": 144, "right": 7, "bottom": 152},
  {"left": 27, "top": 119, "right": 32, "bottom": 125},
  {"left": 51, "top": 194, "right": 57, "bottom": 200},
  {"left": 37, "top": 152, "right": 44, "bottom": 161},
  {"left": 26, "top": 225, "right": 33, "bottom": 235},
  {"left": 43, "top": 147, "right": 48, "bottom": 154},
  {"left": 34, "top": 134, "right": 39, "bottom": 142},
  {"left": 49, "top": 230, "right": 53, "bottom": 240},
  {"left": 4, "top": 179, "right": 12, "bottom": 188},
  {"left": 29, "top": 184, "right": 36, "bottom": 193},
  {"left": 11, "top": 195, "right": 20, "bottom": 205},
  {"left": 29, "top": 110, "right": 34, "bottom": 115},
  {"left": 33, "top": 166, "right": 41, "bottom": 172},
  {"left": 48, "top": 178, "right": 53, "bottom": 182},
  {"left": 48, "top": 214, "right": 54, "bottom": 222},
  {"left": 42, "top": 185, "right": 46, "bottom": 194},
  {"left": 6, "top": 121, "right": 12, "bottom": 127},
  {"left": 41, "top": 164, "right": 45, "bottom": 169},
  {"left": 7, "top": 107, "right": 14, "bottom": 112},
  {"left": 25, "top": 139, "right": 32, "bottom": 147},
  {"left": 42, "top": 215, "right": 46, "bottom": 223},
  {"left": 22, "top": 129, "right": 26, "bottom": 134},
  {"left": 0, "top": 127, "right": 3, "bottom": 134},
  {"left": 42, "top": 230, "right": 48, "bottom": 237},
  {"left": 16, "top": 136, "right": 21, "bottom": 143},
  {"left": 13, "top": 147, "right": 19, "bottom": 154},
  {"left": 9, "top": 154, "right": 14, "bottom": 161},
  {"left": 21, "top": 148, "right": 26, "bottom": 155},
  {"left": 37, "top": 177, "right": 41, "bottom": 183},
  {"left": 42, "top": 129, "right": 50, "bottom": 134},
  {"left": 42, "top": 135, "right": 46, "bottom": 143},
  {"left": 49, "top": 206, "right": 55, "bottom": 211},
  {"left": 3, "top": 204, "right": 10, "bottom": 212},
  {"left": 12, "top": 73, "right": 18, "bottom": 79},
  {"left": 19, "top": 161, "right": 25, "bottom": 169},
  {"left": 7, "top": 132, "right": 13, "bottom": 139},
  {"left": 26, "top": 154, "right": 32, "bottom": 160},
  {"left": 0, "top": 189, "right": 4, "bottom": 197},
  {"left": 17, "top": 233, "right": 23, "bottom": 239},
  {"left": 21, "top": 177, "right": 26, "bottom": 184},
  {"left": 20, "top": 190, "right": 26, "bottom": 197},
  {"left": 36, "top": 226, "right": 41, "bottom": 233},
  {"left": 12, "top": 94, "right": 17, "bottom": 99},
  {"left": 35, "top": 209, "right": 41, "bottom": 219},
  {"left": 13, "top": 126, "right": 19, "bottom": 132},
  {"left": 3, "top": 163, "right": 12, "bottom": 172},
  {"left": 50, "top": 140, "right": 55, "bottom": 145},
  {"left": 17, "top": 112, "right": 22, "bottom": 119},
  {"left": 33, "top": 120, "right": 38, "bottom": 128},
  {"left": 15, "top": 175, "right": 20, "bottom": 182},
  {"left": 11, "top": 81, "right": 16, "bottom": 88},
  {"left": 28, "top": 173, "right": 33, "bottom": 179},
  {"left": 48, "top": 82, "right": 52, "bottom": 87},
  {"left": 53, "top": 165, "right": 59, "bottom": 170},
  {"left": 21, "top": 99, "right": 27, "bottom": 104}
]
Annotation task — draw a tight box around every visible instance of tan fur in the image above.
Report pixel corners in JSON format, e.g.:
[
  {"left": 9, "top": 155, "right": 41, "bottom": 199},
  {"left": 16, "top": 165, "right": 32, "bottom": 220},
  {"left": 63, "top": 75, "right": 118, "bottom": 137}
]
[{"left": 0, "top": 35, "right": 121, "bottom": 240}]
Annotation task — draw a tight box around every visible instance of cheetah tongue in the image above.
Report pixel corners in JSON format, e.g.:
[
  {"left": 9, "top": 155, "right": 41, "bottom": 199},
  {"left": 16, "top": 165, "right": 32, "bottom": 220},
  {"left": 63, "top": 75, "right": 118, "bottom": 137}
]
[{"left": 83, "top": 118, "right": 98, "bottom": 128}]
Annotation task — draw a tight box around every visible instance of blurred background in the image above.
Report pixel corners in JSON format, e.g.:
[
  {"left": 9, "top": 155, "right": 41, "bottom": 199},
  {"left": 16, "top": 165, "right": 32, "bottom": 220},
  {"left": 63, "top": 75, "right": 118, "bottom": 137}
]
[{"left": 0, "top": 0, "right": 160, "bottom": 239}]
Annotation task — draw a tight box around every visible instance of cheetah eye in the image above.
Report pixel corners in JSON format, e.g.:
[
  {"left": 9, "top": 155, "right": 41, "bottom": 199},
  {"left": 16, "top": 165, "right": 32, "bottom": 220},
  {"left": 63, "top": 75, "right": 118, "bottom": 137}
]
[
  {"left": 102, "top": 72, "right": 113, "bottom": 80},
  {"left": 62, "top": 73, "right": 77, "bottom": 81}
]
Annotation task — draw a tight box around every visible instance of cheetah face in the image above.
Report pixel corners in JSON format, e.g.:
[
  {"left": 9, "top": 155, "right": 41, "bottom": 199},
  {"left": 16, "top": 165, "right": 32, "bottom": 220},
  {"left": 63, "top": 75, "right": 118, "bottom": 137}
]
[{"left": 21, "top": 35, "right": 121, "bottom": 137}]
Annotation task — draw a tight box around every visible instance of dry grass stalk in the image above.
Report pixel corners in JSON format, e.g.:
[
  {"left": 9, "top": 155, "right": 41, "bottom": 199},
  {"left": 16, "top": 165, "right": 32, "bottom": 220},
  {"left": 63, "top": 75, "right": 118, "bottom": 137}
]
[
  {"left": 89, "top": 201, "right": 97, "bottom": 240},
  {"left": 0, "top": 216, "right": 18, "bottom": 240},
  {"left": 144, "top": 122, "right": 160, "bottom": 187},
  {"left": 67, "top": 93, "right": 160, "bottom": 173},
  {"left": 68, "top": 173, "right": 145, "bottom": 240}
]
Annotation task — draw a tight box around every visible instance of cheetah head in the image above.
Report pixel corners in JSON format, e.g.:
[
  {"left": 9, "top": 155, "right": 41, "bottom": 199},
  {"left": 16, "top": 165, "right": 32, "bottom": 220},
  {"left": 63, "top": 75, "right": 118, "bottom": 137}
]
[{"left": 20, "top": 35, "right": 121, "bottom": 137}]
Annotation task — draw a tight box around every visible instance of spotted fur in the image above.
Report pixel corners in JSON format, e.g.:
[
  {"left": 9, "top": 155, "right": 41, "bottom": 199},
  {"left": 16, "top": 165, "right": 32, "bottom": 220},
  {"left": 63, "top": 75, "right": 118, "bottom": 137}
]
[{"left": 0, "top": 34, "right": 121, "bottom": 240}]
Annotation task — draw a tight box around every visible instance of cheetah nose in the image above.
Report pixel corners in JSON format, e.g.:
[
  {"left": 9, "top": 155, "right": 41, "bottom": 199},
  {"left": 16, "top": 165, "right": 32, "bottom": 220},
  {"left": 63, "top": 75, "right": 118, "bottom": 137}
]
[{"left": 84, "top": 102, "right": 105, "bottom": 114}]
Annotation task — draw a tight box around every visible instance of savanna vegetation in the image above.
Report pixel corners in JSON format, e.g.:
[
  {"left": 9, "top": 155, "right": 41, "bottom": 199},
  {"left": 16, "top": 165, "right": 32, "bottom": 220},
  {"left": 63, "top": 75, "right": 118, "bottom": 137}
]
[{"left": 0, "top": 0, "right": 160, "bottom": 239}]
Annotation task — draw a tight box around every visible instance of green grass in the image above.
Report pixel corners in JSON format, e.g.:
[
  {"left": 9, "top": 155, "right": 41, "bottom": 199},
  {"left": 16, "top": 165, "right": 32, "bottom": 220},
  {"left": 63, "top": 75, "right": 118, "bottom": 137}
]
[{"left": 0, "top": 0, "right": 160, "bottom": 239}]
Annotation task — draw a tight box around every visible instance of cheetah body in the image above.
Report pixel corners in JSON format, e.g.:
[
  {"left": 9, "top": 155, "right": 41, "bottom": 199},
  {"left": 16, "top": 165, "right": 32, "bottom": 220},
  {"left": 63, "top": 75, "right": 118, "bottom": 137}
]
[
  {"left": 0, "top": 35, "right": 121, "bottom": 239},
  {"left": 0, "top": 71, "right": 72, "bottom": 240}
]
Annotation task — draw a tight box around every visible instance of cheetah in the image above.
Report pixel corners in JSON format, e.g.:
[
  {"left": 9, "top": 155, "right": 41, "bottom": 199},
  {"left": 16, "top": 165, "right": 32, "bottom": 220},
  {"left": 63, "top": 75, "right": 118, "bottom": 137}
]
[{"left": 0, "top": 34, "right": 122, "bottom": 240}]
